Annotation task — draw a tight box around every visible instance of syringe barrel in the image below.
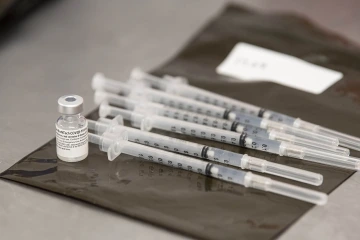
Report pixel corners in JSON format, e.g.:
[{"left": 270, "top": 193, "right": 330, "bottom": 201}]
[
  {"left": 126, "top": 127, "right": 205, "bottom": 158},
  {"left": 121, "top": 120, "right": 244, "bottom": 166},
  {"left": 99, "top": 104, "right": 133, "bottom": 121},
  {"left": 122, "top": 140, "right": 211, "bottom": 174},
  {"left": 123, "top": 140, "right": 313, "bottom": 197},
  {"left": 94, "top": 91, "right": 137, "bottom": 109},
  {"left": 88, "top": 119, "right": 111, "bottom": 136},
  {"left": 208, "top": 164, "right": 247, "bottom": 185},
  {"left": 279, "top": 143, "right": 306, "bottom": 159},
  {"left": 131, "top": 69, "right": 262, "bottom": 116},
  {"left": 93, "top": 118, "right": 211, "bottom": 162},
  {"left": 92, "top": 73, "right": 132, "bottom": 95},
  {"left": 130, "top": 110, "right": 283, "bottom": 155},
  {"left": 261, "top": 110, "right": 297, "bottom": 125},
  {"left": 93, "top": 131, "right": 214, "bottom": 175},
  {"left": 92, "top": 133, "right": 328, "bottom": 200},
  {"left": 101, "top": 105, "right": 288, "bottom": 156},
  {"left": 239, "top": 124, "right": 270, "bottom": 138},
  {"left": 146, "top": 114, "right": 243, "bottom": 146},
  {"left": 88, "top": 132, "right": 102, "bottom": 145},
  {"left": 95, "top": 118, "right": 324, "bottom": 185},
  {"left": 165, "top": 83, "right": 261, "bottom": 115},
  {"left": 132, "top": 88, "right": 227, "bottom": 119},
  {"left": 157, "top": 106, "right": 235, "bottom": 131},
  {"left": 130, "top": 68, "right": 170, "bottom": 90},
  {"left": 242, "top": 135, "right": 282, "bottom": 155},
  {"left": 165, "top": 81, "right": 303, "bottom": 128},
  {"left": 99, "top": 104, "right": 152, "bottom": 131},
  {"left": 206, "top": 147, "right": 243, "bottom": 167},
  {"left": 230, "top": 112, "right": 264, "bottom": 127},
  {"left": 164, "top": 115, "right": 282, "bottom": 155},
  {"left": 95, "top": 116, "right": 207, "bottom": 158},
  {"left": 88, "top": 133, "right": 113, "bottom": 152}
]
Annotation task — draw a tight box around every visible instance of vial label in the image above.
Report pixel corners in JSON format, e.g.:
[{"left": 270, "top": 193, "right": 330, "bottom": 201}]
[{"left": 56, "top": 122, "right": 88, "bottom": 159}]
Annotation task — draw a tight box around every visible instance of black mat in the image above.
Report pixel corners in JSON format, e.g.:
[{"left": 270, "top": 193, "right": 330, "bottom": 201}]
[{"left": 1, "top": 4, "right": 360, "bottom": 240}]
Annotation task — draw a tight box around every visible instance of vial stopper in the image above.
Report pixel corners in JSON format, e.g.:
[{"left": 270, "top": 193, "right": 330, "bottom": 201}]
[{"left": 58, "top": 95, "right": 84, "bottom": 115}]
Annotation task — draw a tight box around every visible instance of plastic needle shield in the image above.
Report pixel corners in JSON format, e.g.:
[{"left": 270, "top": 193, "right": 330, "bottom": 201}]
[
  {"left": 87, "top": 117, "right": 323, "bottom": 186},
  {"left": 94, "top": 90, "right": 349, "bottom": 156},
  {"left": 130, "top": 68, "right": 360, "bottom": 151},
  {"left": 98, "top": 103, "right": 360, "bottom": 171},
  {"left": 88, "top": 132, "right": 327, "bottom": 205},
  {"left": 92, "top": 73, "right": 340, "bottom": 147}
]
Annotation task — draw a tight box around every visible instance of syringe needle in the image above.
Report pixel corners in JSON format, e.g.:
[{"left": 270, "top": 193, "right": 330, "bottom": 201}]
[
  {"left": 88, "top": 118, "right": 323, "bottom": 186},
  {"left": 88, "top": 132, "right": 328, "bottom": 205}
]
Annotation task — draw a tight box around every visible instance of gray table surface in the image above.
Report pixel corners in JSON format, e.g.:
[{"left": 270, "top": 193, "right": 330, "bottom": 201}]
[{"left": 1, "top": 0, "right": 359, "bottom": 239}]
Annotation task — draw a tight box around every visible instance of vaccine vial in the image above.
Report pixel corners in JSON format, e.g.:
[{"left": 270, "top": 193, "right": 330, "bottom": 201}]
[{"left": 56, "top": 95, "right": 88, "bottom": 162}]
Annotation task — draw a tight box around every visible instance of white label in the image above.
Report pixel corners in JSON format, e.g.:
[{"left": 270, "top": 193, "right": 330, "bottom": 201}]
[
  {"left": 216, "top": 43, "right": 343, "bottom": 94},
  {"left": 56, "top": 122, "right": 88, "bottom": 159}
]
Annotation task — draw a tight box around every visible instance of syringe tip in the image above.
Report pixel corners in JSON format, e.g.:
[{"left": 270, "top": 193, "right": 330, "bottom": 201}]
[
  {"left": 92, "top": 72, "right": 106, "bottom": 90},
  {"left": 332, "top": 138, "right": 340, "bottom": 146},
  {"left": 130, "top": 67, "right": 145, "bottom": 80},
  {"left": 312, "top": 192, "right": 328, "bottom": 206},
  {"left": 99, "top": 102, "right": 111, "bottom": 118},
  {"left": 356, "top": 161, "right": 360, "bottom": 171},
  {"left": 94, "top": 90, "right": 109, "bottom": 105},
  {"left": 314, "top": 174, "right": 323, "bottom": 186}
]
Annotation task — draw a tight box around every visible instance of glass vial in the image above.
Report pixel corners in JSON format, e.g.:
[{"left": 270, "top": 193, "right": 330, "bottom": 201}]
[{"left": 56, "top": 95, "right": 88, "bottom": 162}]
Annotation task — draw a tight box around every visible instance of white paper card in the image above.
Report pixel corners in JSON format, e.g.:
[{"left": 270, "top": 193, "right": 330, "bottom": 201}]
[{"left": 216, "top": 43, "right": 343, "bottom": 94}]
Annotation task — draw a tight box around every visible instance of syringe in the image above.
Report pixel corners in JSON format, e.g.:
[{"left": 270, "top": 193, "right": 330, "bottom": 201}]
[
  {"left": 87, "top": 117, "right": 323, "bottom": 185},
  {"left": 228, "top": 111, "right": 360, "bottom": 152},
  {"left": 88, "top": 132, "right": 328, "bottom": 205},
  {"left": 91, "top": 73, "right": 339, "bottom": 147},
  {"left": 130, "top": 68, "right": 360, "bottom": 151},
  {"left": 94, "top": 90, "right": 349, "bottom": 156},
  {"left": 99, "top": 103, "right": 360, "bottom": 170}
]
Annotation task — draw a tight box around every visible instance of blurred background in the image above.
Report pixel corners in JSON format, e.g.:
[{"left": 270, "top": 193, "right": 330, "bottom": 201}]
[{"left": 1, "top": 0, "right": 359, "bottom": 42}]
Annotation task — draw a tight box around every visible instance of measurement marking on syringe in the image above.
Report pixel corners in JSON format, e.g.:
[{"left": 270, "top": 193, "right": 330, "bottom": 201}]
[
  {"left": 133, "top": 138, "right": 201, "bottom": 157},
  {"left": 158, "top": 96, "right": 224, "bottom": 118},
  {"left": 162, "top": 107, "right": 234, "bottom": 131},
  {"left": 169, "top": 125, "right": 239, "bottom": 145}
]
